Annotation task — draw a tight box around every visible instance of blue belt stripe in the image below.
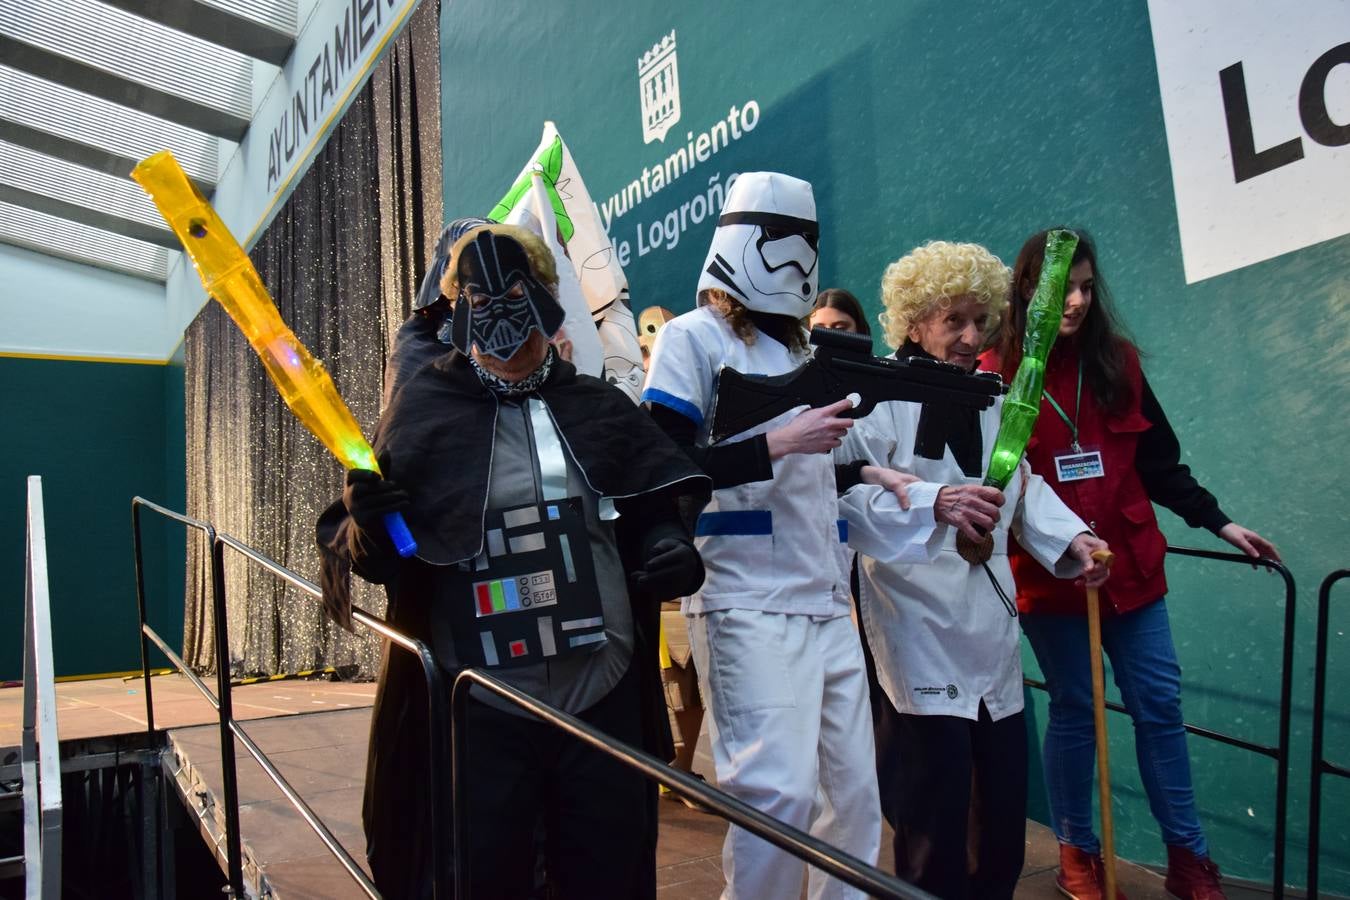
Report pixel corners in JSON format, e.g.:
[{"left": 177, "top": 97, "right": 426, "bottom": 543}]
[
  {"left": 837, "top": 518, "right": 848, "bottom": 543},
  {"left": 696, "top": 510, "right": 773, "bottom": 536},
  {"left": 640, "top": 388, "right": 704, "bottom": 427}
]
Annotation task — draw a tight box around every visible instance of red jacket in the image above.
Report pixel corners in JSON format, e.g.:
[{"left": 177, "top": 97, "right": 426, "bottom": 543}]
[{"left": 980, "top": 341, "right": 1167, "bottom": 616}]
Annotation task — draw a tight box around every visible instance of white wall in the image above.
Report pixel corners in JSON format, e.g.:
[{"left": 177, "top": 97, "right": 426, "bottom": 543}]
[
  {"left": 163, "top": 0, "right": 425, "bottom": 347},
  {"left": 0, "top": 243, "right": 171, "bottom": 360},
  {"left": 1, "top": 0, "right": 422, "bottom": 362}
]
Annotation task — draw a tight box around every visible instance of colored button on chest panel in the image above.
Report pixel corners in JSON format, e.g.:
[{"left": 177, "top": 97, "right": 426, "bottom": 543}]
[{"left": 473, "top": 570, "right": 559, "bottom": 617}]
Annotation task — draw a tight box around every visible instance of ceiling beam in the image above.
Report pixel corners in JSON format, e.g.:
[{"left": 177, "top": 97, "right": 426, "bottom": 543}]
[
  {"left": 0, "top": 234, "right": 166, "bottom": 283},
  {"left": 0, "top": 118, "right": 216, "bottom": 191},
  {"left": 0, "top": 184, "right": 178, "bottom": 250},
  {"left": 0, "top": 34, "right": 250, "bottom": 141},
  {"left": 96, "top": 0, "right": 294, "bottom": 67}
]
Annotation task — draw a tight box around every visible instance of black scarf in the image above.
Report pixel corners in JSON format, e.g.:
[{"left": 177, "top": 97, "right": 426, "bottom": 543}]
[{"left": 466, "top": 344, "right": 555, "bottom": 396}]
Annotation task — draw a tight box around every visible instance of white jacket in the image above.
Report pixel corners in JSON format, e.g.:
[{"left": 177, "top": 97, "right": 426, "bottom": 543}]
[
  {"left": 838, "top": 386, "right": 1089, "bottom": 720},
  {"left": 643, "top": 306, "right": 933, "bottom": 618}
]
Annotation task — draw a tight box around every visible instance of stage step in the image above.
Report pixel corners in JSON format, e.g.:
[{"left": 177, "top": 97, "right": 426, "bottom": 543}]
[
  {"left": 164, "top": 702, "right": 1275, "bottom": 899},
  {"left": 165, "top": 706, "right": 372, "bottom": 899}
]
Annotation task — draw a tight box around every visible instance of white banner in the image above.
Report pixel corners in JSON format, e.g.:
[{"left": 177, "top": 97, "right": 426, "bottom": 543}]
[
  {"left": 1147, "top": 1, "right": 1350, "bottom": 282},
  {"left": 490, "top": 123, "right": 647, "bottom": 401},
  {"left": 500, "top": 172, "right": 608, "bottom": 380}
]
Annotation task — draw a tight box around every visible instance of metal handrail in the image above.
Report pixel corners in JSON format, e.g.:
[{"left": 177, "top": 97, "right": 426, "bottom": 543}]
[
  {"left": 451, "top": 668, "right": 934, "bottom": 900},
  {"left": 132, "top": 497, "right": 242, "bottom": 897},
  {"left": 133, "top": 496, "right": 924, "bottom": 898},
  {"left": 137, "top": 495, "right": 930, "bottom": 898},
  {"left": 1307, "top": 568, "right": 1350, "bottom": 900},
  {"left": 213, "top": 533, "right": 454, "bottom": 899},
  {"left": 132, "top": 498, "right": 454, "bottom": 899},
  {"left": 22, "top": 476, "right": 62, "bottom": 899},
  {"left": 1022, "top": 544, "right": 1295, "bottom": 899}
]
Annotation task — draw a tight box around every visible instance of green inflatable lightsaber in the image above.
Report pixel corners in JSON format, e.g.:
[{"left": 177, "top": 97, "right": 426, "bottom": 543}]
[{"left": 983, "top": 229, "right": 1079, "bottom": 490}]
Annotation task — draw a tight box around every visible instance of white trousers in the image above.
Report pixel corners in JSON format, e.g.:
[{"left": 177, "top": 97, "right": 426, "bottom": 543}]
[{"left": 689, "top": 609, "right": 881, "bottom": 900}]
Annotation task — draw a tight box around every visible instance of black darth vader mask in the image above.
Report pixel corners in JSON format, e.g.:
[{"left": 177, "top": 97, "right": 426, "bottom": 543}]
[{"left": 447, "top": 230, "right": 565, "bottom": 361}]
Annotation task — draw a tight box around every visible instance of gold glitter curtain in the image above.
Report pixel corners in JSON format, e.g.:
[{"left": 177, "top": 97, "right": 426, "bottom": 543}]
[{"left": 183, "top": 0, "right": 443, "bottom": 677}]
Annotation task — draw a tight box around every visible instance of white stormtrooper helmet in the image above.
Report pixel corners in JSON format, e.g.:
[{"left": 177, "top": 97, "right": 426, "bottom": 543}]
[{"left": 697, "top": 171, "right": 819, "bottom": 316}]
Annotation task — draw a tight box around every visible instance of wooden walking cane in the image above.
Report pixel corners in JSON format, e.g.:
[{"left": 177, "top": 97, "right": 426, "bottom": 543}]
[{"left": 1086, "top": 549, "right": 1117, "bottom": 899}]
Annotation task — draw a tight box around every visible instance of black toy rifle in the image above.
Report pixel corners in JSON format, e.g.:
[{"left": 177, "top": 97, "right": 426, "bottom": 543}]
[{"left": 708, "top": 327, "right": 1004, "bottom": 444}]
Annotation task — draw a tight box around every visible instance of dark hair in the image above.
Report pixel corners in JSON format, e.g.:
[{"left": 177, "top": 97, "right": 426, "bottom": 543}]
[
  {"left": 995, "top": 229, "right": 1134, "bottom": 412},
  {"left": 812, "top": 288, "right": 871, "bottom": 336},
  {"left": 701, "top": 289, "right": 811, "bottom": 354}
]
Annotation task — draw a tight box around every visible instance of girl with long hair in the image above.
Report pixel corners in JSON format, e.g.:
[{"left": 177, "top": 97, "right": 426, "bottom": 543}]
[{"left": 982, "top": 230, "right": 1280, "bottom": 900}]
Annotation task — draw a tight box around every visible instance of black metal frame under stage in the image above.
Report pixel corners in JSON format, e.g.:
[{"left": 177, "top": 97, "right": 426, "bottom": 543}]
[
  {"left": 132, "top": 496, "right": 450, "bottom": 899},
  {"left": 1307, "top": 568, "right": 1350, "bottom": 899},
  {"left": 1023, "top": 545, "right": 1296, "bottom": 899},
  {"left": 131, "top": 495, "right": 933, "bottom": 899}
]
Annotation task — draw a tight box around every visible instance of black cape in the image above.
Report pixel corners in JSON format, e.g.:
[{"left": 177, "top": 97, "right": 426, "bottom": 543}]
[
  {"left": 316, "top": 349, "right": 708, "bottom": 899},
  {"left": 379, "top": 313, "right": 445, "bottom": 410},
  {"left": 378, "top": 349, "right": 706, "bottom": 564}
]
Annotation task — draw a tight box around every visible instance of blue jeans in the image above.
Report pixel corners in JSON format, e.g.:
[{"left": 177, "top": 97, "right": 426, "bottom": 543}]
[{"left": 1021, "top": 599, "right": 1208, "bottom": 856}]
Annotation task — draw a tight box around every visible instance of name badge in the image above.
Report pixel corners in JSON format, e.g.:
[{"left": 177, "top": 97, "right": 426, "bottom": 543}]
[{"left": 1055, "top": 449, "right": 1105, "bottom": 482}]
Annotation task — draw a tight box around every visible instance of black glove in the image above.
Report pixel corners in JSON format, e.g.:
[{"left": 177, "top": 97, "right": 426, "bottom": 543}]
[
  {"left": 342, "top": 468, "right": 410, "bottom": 533},
  {"left": 630, "top": 536, "right": 704, "bottom": 601}
]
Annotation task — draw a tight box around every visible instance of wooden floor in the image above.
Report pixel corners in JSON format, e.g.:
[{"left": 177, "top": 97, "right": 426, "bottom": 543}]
[
  {"left": 154, "top": 693, "right": 1190, "bottom": 899},
  {"left": 0, "top": 671, "right": 377, "bottom": 745},
  {"left": 0, "top": 675, "right": 1275, "bottom": 899}
]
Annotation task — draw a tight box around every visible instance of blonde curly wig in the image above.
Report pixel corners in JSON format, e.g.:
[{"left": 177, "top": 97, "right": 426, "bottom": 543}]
[
  {"left": 877, "top": 241, "right": 1011, "bottom": 350},
  {"left": 441, "top": 223, "right": 559, "bottom": 298}
]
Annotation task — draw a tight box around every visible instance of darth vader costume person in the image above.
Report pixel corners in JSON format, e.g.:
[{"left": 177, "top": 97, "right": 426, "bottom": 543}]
[
  {"left": 318, "top": 223, "right": 709, "bottom": 899},
  {"left": 380, "top": 216, "right": 491, "bottom": 407}
]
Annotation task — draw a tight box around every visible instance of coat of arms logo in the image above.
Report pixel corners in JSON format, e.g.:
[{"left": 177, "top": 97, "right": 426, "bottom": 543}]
[{"left": 638, "top": 31, "right": 681, "bottom": 144}]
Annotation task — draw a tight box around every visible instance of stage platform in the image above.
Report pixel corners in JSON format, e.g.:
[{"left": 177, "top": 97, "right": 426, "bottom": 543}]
[
  {"left": 0, "top": 672, "right": 377, "bottom": 745},
  {"left": 0, "top": 675, "right": 1274, "bottom": 898}
]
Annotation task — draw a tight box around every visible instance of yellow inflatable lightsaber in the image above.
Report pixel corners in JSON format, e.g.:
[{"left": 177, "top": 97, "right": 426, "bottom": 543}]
[{"left": 131, "top": 150, "right": 417, "bottom": 557}]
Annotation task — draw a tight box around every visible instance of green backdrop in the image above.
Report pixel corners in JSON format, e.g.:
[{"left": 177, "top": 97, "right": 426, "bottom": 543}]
[
  {"left": 1, "top": 355, "right": 184, "bottom": 683},
  {"left": 441, "top": 0, "right": 1350, "bottom": 889}
]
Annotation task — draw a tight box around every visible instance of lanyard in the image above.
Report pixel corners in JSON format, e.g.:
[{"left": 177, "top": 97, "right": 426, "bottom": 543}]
[{"left": 1042, "top": 359, "right": 1084, "bottom": 453}]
